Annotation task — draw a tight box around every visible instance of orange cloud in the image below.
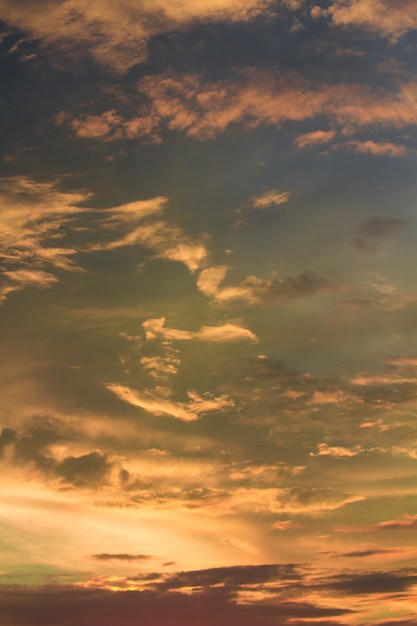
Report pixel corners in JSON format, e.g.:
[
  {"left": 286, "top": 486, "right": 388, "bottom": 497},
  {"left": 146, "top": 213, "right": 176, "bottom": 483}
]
[
  {"left": 92, "top": 197, "right": 209, "bottom": 272},
  {"left": 350, "top": 375, "right": 416, "bottom": 385},
  {"left": 251, "top": 189, "right": 291, "bottom": 209},
  {"left": 294, "top": 129, "right": 336, "bottom": 148},
  {"left": 386, "top": 357, "right": 417, "bottom": 369},
  {"left": 62, "top": 71, "right": 416, "bottom": 146},
  {"left": 106, "top": 383, "right": 234, "bottom": 421},
  {"left": 336, "top": 140, "right": 407, "bottom": 157},
  {"left": 0, "top": 0, "right": 278, "bottom": 72},
  {"left": 0, "top": 177, "right": 89, "bottom": 302},
  {"left": 376, "top": 514, "right": 417, "bottom": 530},
  {"left": 329, "top": 0, "right": 417, "bottom": 41},
  {"left": 310, "top": 443, "right": 363, "bottom": 458},
  {"left": 142, "top": 317, "right": 259, "bottom": 343}
]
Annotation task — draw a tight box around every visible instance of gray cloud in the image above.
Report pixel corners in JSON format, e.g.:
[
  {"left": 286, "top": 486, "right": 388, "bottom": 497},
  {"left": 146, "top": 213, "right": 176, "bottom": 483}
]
[
  {"left": 90, "top": 553, "right": 153, "bottom": 562},
  {"left": 341, "top": 549, "right": 396, "bottom": 558},
  {"left": 54, "top": 451, "right": 113, "bottom": 488},
  {"left": 322, "top": 570, "right": 417, "bottom": 595},
  {"left": 0, "top": 582, "right": 352, "bottom": 626},
  {"left": 156, "top": 563, "right": 301, "bottom": 590},
  {"left": 351, "top": 217, "right": 410, "bottom": 252}
]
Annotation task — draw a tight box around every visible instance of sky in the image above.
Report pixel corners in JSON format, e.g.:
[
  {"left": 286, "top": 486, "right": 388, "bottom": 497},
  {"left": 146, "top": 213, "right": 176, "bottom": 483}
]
[{"left": 0, "top": 1, "right": 416, "bottom": 624}]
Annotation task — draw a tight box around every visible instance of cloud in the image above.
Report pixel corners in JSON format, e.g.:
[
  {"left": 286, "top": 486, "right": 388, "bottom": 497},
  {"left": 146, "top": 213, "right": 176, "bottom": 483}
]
[
  {"left": 294, "top": 129, "right": 336, "bottom": 148},
  {"left": 310, "top": 443, "right": 363, "bottom": 458},
  {"left": 54, "top": 451, "right": 113, "bottom": 488},
  {"left": 157, "top": 563, "right": 300, "bottom": 590},
  {"left": 336, "top": 140, "right": 408, "bottom": 157},
  {"left": 350, "top": 374, "right": 416, "bottom": 385},
  {"left": 142, "top": 317, "right": 259, "bottom": 343},
  {"left": 92, "top": 197, "right": 208, "bottom": 272},
  {"left": 386, "top": 357, "right": 417, "bottom": 369},
  {"left": 226, "top": 486, "right": 365, "bottom": 515},
  {"left": 197, "top": 266, "right": 229, "bottom": 298},
  {"left": 328, "top": 0, "right": 417, "bottom": 41},
  {"left": 376, "top": 514, "right": 417, "bottom": 530},
  {"left": 0, "top": 270, "right": 58, "bottom": 303},
  {"left": 63, "top": 70, "right": 417, "bottom": 144},
  {"left": 69, "top": 110, "right": 125, "bottom": 140},
  {"left": 90, "top": 554, "right": 152, "bottom": 562},
  {"left": 197, "top": 267, "right": 336, "bottom": 307},
  {"left": 0, "top": 177, "right": 89, "bottom": 302},
  {"left": 0, "top": 578, "right": 354, "bottom": 626},
  {"left": 251, "top": 189, "right": 291, "bottom": 209},
  {"left": 341, "top": 549, "right": 397, "bottom": 558},
  {"left": 351, "top": 217, "right": 410, "bottom": 252},
  {"left": 0, "top": 424, "right": 127, "bottom": 490},
  {"left": 106, "top": 384, "right": 234, "bottom": 421},
  {"left": 0, "top": 0, "right": 278, "bottom": 73},
  {"left": 322, "top": 570, "right": 417, "bottom": 595}
]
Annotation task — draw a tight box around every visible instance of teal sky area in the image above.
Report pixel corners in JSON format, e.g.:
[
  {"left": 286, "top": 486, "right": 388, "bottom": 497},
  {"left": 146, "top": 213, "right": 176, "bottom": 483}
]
[{"left": 0, "top": 1, "right": 416, "bottom": 625}]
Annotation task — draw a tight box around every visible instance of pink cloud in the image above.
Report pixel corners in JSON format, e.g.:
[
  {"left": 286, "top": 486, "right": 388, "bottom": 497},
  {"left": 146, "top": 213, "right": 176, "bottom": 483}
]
[
  {"left": 62, "top": 71, "right": 416, "bottom": 146},
  {"left": 329, "top": 0, "right": 417, "bottom": 41},
  {"left": 294, "top": 129, "right": 336, "bottom": 148},
  {"left": 336, "top": 140, "right": 408, "bottom": 157},
  {"left": 376, "top": 514, "right": 417, "bottom": 530},
  {"left": 0, "top": 0, "right": 278, "bottom": 73}
]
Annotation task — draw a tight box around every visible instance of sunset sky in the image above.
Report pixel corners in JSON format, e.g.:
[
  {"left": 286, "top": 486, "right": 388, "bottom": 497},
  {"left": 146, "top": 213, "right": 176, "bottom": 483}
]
[{"left": 0, "top": 1, "right": 417, "bottom": 624}]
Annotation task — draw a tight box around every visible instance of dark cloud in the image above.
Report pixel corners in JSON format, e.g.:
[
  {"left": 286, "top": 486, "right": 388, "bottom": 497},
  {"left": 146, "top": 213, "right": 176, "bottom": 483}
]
[
  {"left": 322, "top": 570, "right": 417, "bottom": 595},
  {"left": 156, "top": 563, "right": 301, "bottom": 590},
  {"left": 0, "top": 427, "right": 17, "bottom": 455},
  {"left": 342, "top": 549, "right": 395, "bottom": 558},
  {"left": 351, "top": 217, "right": 410, "bottom": 252},
  {"left": 90, "top": 553, "right": 152, "bottom": 562},
  {"left": 55, "top": 451, "right": 112, "bottom": 487},
  {"left": 0, "top": 422, "right": 121, "bottom": 489},
  {"left": 0, "top": 582, "right": 352, "bottom": 626},
  {"left": 242, "top": 270, "right": 336, "bottom": 301}
]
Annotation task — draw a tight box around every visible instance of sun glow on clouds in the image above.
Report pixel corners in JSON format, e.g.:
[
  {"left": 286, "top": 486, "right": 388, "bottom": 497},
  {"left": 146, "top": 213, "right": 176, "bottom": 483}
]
[
  {"left": 58, "top": 70, "right": 417, "bottom": 148},
  {"left": 1, "top": 1, "right": 417, "bottom": 624},
  {"left": 0, "top": 0, "right": 278, "bottom": 72},
  {"left": 92, "top": 197, "right": 209, "bottom": 272},
  {"left": 106, "top": 384, "right": 234, "bottom": 421},
  {"left": 0, "top": 177, "right": 89, "bottom": 301}
]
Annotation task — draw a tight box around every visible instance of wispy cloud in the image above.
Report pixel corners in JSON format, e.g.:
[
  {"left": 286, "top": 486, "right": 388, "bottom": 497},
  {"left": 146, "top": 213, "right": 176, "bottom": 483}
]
[
  {"left": 106, "top": 384, "right": 234, "bottom": 421},
  {"left": 251, "top": 189, "right": 291, "bottom": 209},
  {"left": 294, "top": 129, "right": 336, "bottom": 148},
  {"left": 92, "top": 197, "right": 208, "bottom": 272},
  {"left": 376, "top": 514, "right": 417, "bottom": 530},
  {"left": 336, "top": 140, "right": 408, "bottom": 157},
  {"left": 0, "top": 177, "right": 89, "bottom": 302}
]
